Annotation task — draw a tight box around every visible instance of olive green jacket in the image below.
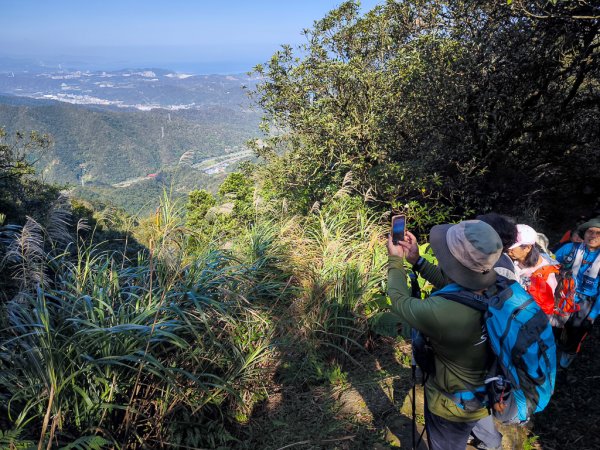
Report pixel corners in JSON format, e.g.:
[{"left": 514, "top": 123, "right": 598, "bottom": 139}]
[{"left": 387, "top": 256, "right": 490, "bottom": 422}]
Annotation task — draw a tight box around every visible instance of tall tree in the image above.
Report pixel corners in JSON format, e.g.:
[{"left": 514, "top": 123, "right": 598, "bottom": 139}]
[
  {"left": 0, "top": 129, "right": 57, "bottom": 223},
  {"left": 252, "top": 0, "right": 600, "bottom": 230}
]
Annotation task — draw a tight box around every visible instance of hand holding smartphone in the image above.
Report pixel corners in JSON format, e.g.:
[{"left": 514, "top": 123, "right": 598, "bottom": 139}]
[{"left": 391, "top": 215, "right": 405, "bottom": 245}]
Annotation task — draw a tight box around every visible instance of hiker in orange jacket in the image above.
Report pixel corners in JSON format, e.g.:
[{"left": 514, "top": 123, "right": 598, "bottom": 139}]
[{"left": 508, "top": 224, "right": 562, "bottom": 327}]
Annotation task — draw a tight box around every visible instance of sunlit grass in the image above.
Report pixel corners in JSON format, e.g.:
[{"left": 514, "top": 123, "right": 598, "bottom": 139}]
[
  {"left": 0, "top": 190, "right": 392, "bottom": 447},
  {"left": 0, "top": 195, "right": 279, "bottom": 448}
]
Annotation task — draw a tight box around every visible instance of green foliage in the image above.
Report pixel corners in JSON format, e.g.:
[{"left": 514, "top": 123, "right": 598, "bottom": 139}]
[
  {"left": 59, "top": 436, "right": 112, "bottom": 450},
  {"left": 232, "top": 219, "right": 295, "bottom": 303},
  {"left": 0, "top": 128, "right": 59, "bottom": 224},
  {"left": 218, "top": 172, "right": 252, "bottom": 199},
  {"left": 391, "top": 200, "right": 457, "bottom": 237},
  {"left": 252, "top": 0, "right": 600, "bottom": 231},
  {"left": 186, "top": 189, "right": 216, "bottom": 229},
  {"left": 6, "top": 3, "right": 597, "bottom": 445},
  {"left": 523, "top": 434, "right": 540, "bottom": 450},
  {"left": 508, "top": 0, "right": 600, "bottom": 19},
  {"left": 414, "top": 242, "right": 437, "bottom": 296},
  {"left": 0, "top": 428, "right": 35, "bottom": 449},
  {"left": 394, "top": 340, "right": 412, "bottom": 368},
  {"left": 279, "top": 196, "right": 388, "bottom": 366},
  {"left": 0, "top": 206, "right": 279, "bottom": 448},
  {"left": 0, "top": 100, "right": 260, "bottom": 187},
  {"left": 326, "top": 363, "right": 349, "bottom": 387},
  {"left": 0, "top": 129, "right": 49, "bottom": 179},
  {"left": 72, "top": 163, "right": 228, "bottom": 217},
  {"left": 217, "top": 172, "right": 255, "bottom": 223},
  {"left": 181, "top": 172, "right": 258, "bottom": 251}
]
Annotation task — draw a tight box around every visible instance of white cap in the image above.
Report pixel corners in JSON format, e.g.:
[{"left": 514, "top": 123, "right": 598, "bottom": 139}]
[{"left": 509, "top": 224, "right": 538, "bottom": 249}]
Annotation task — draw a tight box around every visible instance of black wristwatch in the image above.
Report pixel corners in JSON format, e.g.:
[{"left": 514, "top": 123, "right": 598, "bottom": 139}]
[{"left": 412, "top": 256, "right": 425, "bottom": 272}]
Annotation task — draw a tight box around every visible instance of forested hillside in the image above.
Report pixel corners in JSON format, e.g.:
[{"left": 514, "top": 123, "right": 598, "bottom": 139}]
[
  {"left": 1, "top": 1, "right": 599, "bottom": 449},
  {"left": 0, "top": 96, "right": 260, "bottom": 185}
]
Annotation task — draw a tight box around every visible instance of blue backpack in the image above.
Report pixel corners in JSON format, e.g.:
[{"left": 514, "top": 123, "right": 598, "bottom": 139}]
[{"left": 433, "top": 276, "right": 557, "bottom": 422}]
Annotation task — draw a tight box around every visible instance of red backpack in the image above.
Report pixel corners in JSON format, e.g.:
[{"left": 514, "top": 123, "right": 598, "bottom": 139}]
[{"left": 529, "top": 264, "right": 578, "bottom": 317}]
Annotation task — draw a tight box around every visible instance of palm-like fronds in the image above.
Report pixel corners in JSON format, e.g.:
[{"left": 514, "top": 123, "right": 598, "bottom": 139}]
[{"left": 0, "top": 428, "right": 35, "bottom": 449}]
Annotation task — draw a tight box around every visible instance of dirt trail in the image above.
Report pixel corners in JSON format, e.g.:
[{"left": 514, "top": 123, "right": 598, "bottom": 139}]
[{"left": 241, "top": 328, "right": 599, "bottom": 449}]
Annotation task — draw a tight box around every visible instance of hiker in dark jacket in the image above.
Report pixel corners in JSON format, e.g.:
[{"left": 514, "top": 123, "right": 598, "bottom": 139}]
[
  {"left": 476, "top": 212, "right": 518, "bottom": 281},
  {"left": 554, "top": 217, "right": 600, "bottom": 368},
  {"left": 387, "top": 220, "right": 503, "bottom": 450}
]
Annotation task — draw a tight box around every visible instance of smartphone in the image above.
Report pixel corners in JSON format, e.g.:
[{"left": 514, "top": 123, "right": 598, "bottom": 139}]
[{"left": 391, "top": 215, "right": 406, "bottom": 245}]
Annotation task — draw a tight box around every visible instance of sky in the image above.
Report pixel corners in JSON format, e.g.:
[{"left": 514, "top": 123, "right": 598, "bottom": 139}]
[{"left": 0, "top": 0, "right": 381, "bottom": 73}]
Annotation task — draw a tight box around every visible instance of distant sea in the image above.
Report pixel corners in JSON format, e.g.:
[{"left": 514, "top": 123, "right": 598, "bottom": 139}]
[
  {"left": 162, "top": 61, "right": 258, "bottom": 75},
  {"left": 0, "top": 55, "right": 259, "bottom": 76},
  {"left": 95, "top": 60, "right": 259, "bottom": 75}
]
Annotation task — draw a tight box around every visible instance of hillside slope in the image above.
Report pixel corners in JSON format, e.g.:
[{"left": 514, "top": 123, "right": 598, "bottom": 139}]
[{"left": 0, "top": 96, "right": 261, "bottom": 186}]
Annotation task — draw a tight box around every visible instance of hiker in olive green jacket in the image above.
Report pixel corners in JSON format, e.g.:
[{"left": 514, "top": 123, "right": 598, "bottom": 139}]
[{"left": 387, "top": 220, "right": 503, "bottom": 450}]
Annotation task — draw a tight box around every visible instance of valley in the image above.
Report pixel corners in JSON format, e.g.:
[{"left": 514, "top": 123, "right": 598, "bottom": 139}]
[{"left": 0, "top": 63, "right": 264, "bottom": 214}]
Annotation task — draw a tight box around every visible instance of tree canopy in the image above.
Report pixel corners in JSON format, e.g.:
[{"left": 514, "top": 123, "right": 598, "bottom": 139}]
[
  {"left": 0, "top": 128, "right": 58, "bottom": 223},
  {"left": 251, "top": 0, "right": 600, "bottom": 232}
]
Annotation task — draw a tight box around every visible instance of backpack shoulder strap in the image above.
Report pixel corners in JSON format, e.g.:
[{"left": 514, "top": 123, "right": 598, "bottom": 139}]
[
  {"left": 533, "top": 264, "right": 559, "bottom": 279},
  {"left": 561, "top": 243, "right": 581, "bottom": 270},
  {"left": 437, "top": 291, "right": 489, "bottom": 312}
]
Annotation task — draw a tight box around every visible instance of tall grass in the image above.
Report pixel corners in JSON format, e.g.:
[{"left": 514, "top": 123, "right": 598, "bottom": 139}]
[
  {"left": 233, "top": 219, "right": 296, "bottom": 306},
  {"left": 0, "top": 189, "right": 393, "bottom": 446},
  {"left": 279, "top": 197, "right": 387, "bottom": 366},
  {"left": 0, "top": 196, "right": 280, "bottom": 449}
]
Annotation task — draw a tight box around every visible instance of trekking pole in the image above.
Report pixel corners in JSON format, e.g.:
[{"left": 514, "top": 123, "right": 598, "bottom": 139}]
[
  {"left": 409, "top": 272, "right": 421, "bottom": 450},
  {"left": 411, "top": 350, "right": 416, "bottom": 450}
]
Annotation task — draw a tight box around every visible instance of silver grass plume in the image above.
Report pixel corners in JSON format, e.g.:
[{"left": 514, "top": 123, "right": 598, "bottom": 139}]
[
  {"left": 362, "top": 187, "right": 376, "bottom": 203},
  {"left": 45, "top": 195, "right": 73, "bottom": 249},
  {"left": 94, "top": 205, "right": 121, "bottom": 229},
  {"left": 381, "top": 210, "right": 392, "bottom": 221},
  {"left": 0, "top": 223, "right": 20, "bottom": 270},
  {"left": 253, "top": 189, "right": 263, "bottom": 210},
  {"left": 4, "top": 216, "right": 47, "bottom": 294},
  {"left": 76, "top": 218, "right": 91, "bottom": 235},
  {"left": 333, "top": 171, "right": 354, "bottom": 198}
]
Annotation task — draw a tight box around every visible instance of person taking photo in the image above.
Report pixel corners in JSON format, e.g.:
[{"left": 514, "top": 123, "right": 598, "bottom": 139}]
[{"left": 387, "top": 220, "right": 503, "bottom": 450}]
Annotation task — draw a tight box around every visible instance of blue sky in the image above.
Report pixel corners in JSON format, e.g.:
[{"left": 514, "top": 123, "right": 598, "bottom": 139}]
[{"left": 0, "top": 0, "right": 381, "bottom": 73}]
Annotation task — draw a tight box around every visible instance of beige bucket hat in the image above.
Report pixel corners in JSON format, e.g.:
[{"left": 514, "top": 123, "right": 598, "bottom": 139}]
[{"left": 430, "top": 220, "right": 503, "bottom": 290}]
